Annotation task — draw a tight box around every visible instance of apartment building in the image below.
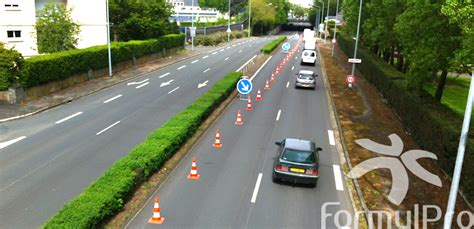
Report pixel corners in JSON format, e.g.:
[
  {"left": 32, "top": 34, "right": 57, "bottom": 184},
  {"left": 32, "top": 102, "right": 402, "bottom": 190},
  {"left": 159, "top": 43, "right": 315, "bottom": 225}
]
[
  {"left": 167, "top": 0, "right": 227, "bottom": 23},
  {"left": 0, "top": 0, "right": 107, "bottom": 57}
]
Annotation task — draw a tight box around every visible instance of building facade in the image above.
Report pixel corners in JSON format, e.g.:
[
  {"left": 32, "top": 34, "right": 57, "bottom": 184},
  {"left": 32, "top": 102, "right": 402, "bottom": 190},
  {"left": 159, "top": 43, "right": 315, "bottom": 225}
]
[
  {"left": 0, "top": 0, "right": 107, "bottom": 57},
  {"left": 167, "top": 0, "right": 227, "bottom": 23}
]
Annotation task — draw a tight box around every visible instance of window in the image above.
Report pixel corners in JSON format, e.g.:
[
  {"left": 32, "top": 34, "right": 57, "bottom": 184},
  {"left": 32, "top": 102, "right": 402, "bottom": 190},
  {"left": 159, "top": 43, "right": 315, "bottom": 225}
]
[
  {"left": 5, "top": 3, "right": 20, "bottom": 10},
  {"left": 7, "top": 30, "right": 21, "bottom": 38}
]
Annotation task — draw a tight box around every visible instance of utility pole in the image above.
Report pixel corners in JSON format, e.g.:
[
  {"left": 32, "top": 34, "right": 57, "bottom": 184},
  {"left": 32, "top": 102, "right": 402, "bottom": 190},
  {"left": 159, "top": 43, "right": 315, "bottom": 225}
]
[
  {"left": 191, "top": 0, "right": 195, "bottom": 51},
  {"left": 227, "top": 0, "right": 231, "bottom": 42},
  {"left": 351, "top": 0, "right": 363, "bottom": 76},
  {"left": 106, "top": 0, "right": 112, "bottom": 76},
  {"left": 331, "top": 0, "right": 339, "bottom": 57}
]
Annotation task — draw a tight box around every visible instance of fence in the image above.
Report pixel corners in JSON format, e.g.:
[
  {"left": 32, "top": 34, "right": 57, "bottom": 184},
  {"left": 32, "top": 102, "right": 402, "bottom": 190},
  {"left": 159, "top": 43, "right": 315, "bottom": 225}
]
[{"left": 181, "top": 22, "right": 247, "bottom": 42}]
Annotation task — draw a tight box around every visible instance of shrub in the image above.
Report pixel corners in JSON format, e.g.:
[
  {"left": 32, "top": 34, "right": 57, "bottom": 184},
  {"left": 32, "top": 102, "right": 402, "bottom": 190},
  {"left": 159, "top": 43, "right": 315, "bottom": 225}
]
[
  {"left": 0, "top": 43, "right": 24, "bottom": 90},
  {"left": 194, "top": 31, "right": 246, "bottom": 46},
  {"left": 337, "top": 31, "right": 474, "bottom": 205},
  {"left": 43, "top": 71, "right": 242, "bottom": 228},
  {"left": 20, "top": 34, "right": 184, "bottom": 88},
  {"left": 260, "top": 36, "right": 287, "bottom": 54}
]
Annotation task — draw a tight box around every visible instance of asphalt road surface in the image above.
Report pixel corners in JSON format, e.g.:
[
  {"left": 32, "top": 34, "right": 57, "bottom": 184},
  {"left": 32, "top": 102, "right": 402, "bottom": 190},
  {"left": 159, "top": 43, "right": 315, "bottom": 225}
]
[
  {"left": 126, "top": 35, "right": 354, "bottom": 229},
  {"left": 0, "top": 36, "right": 274, "bottom": 228}
]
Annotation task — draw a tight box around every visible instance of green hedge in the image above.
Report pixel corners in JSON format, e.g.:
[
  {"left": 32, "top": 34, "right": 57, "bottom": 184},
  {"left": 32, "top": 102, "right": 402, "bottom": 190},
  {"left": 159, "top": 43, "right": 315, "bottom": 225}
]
[
  {"left": 20, "top": 34, "right": 185, "bottom": 88},
  {"left": 43, "top": 71, "right": 242, "bottom": 228},
  {"left": 337, "top": 32, "right": 474, "bottom": 204},
  {"left": 260, "top": 36, "right": 287, "bottom": 54},
  {"left": 194, "top": 31, "right": 246, "bottom": 46}
]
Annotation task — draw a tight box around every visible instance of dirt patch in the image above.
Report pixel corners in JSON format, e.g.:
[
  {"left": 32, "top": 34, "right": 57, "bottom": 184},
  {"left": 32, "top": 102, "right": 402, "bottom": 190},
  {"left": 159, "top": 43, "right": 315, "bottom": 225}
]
[
  {"left": 319, "top": 41, "right": 472, "bottom": 228},
  {"left": 104, "top": 55, "right": 270, "bottom": 228}
]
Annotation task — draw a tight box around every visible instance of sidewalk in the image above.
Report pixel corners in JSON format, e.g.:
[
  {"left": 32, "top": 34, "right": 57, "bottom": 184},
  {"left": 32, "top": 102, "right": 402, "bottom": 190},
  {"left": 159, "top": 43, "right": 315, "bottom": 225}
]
[{"left": 0, "top": 38, "right": 251, "bottom": 122}]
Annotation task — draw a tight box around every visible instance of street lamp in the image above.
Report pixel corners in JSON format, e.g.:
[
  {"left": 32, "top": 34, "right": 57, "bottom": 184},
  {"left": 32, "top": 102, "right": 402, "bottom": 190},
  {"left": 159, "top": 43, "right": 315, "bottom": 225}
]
[
  {"left": 248, "top": 0, "right": 251, "bottom": 37},
  {"left": 105, "top": 0, "right": 112, "bottom": 77},
  {"left": 318, "top": 0, "right": 324, "bottom": 39},
  {"left": 227, "top": 0, "right": 231, "bottom": 42},
  {"left": 350, "top": 0, "right": 363, "bottom": 77},
  {"left": 191, "top": 0, "right": 195, "bottom": 51},
  {"left": 331, "top": 0, "right": 340, "bottom": 57},
  {"left": 324, "top": 0, "right": 330, "bottom": 43}
]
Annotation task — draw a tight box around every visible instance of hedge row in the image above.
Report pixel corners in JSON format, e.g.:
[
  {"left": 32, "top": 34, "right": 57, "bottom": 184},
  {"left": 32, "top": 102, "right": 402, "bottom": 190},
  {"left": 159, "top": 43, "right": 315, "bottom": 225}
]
[
  {"left": 43, "top": 71, "right": 243, "bottom": 228},
  {"left": 260, "top": 36, "right": 287, "bottom": 54},
  {"left": 336, "top": 32, "right": 474, "bottom": 204},
  {"left": 194, "top": 31, "right": 247, "bottom": 46},
  {"left": 21, "top": 34, "right": 184, "bottom": 88}
]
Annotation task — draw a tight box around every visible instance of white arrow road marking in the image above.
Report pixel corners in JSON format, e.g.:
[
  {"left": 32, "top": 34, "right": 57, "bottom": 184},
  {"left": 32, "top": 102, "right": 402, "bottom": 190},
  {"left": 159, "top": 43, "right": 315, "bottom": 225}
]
[
  {"left": 177, "top": 65, "right": 186, "bottom": 70},
  {"left": 96, "top": 121, "right": 120, "bottom": 136},
  {"left": 158, "top": 72, "right": 170, "bottom": 78},
  {"left": 328, "top": 130, "right": 335, "bottom": 146},
  {"left": 333, "top": 165, "right": 345, "bottom": 191},
  {"left": 55, "top": 112, "right": 83, "bottom": 124},
  {"left": 127, "top": 78, "right": 149, "bottom": 86},
  {"left": 251, "top": 173, "right": 263, "bottom": 203},
  {"left": 191, "top": 60, "right": 199, "bottom": 64},
  {"left": 203, "top": 68, "right": 211, "bottom": 73},
  {"left": 103, "top": 94, "right": 122, "bottom": 103},
  {"left": 0, "top": 136, "right": 27, "bottom": 149},
  {"left": 203, "top": 55, "right": 209, "bottom": 59},
  {"left": 135, "top": 82, "right": 149, "bottom": 89},
  {"left": 286, "top": 81, "right": 290, "bottom": 88},
  {"left": 276, "top": 109, "right": 282, "bottom": 121},
  {"left": 198, "top": 80, "right": 209, "bottom": 88},
  {"left": 168, "top": 86, "right": 179, "bottom": 94},
  {"left": 160, "top": 79, "right": 174, "bottom": 87},
  {"left": 225, "top": 57, "right": 229, "bottom": 61},
  {"left": 240, "top": 81, "right": 249, "bottom": 91}
]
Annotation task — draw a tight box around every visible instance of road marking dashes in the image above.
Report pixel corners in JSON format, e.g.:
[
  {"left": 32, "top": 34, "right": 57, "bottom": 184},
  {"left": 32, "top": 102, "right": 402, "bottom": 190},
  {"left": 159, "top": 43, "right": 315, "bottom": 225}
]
[
  {"left": 168, "top": 86, "right": 179, "bottom": 94},
  {"left": 55, "top": 112, "right": 83, "bottom": 124},
  {"left": 135, "top": 82, "right": 149, "bottom": 89},
  {"left": 0, "top": 136, "right": 26, "bottom": 149},
  {"left": 212, "top": 52, "right": 218, "bottom": 55},
  {"left": 203, "top": 55, "right": 209, "bottom": 59},
  {"left": 96, "top": 121, "right": 120, "bottom": 136},
  {"left": 103, "top": 94, "right": 122, "bottom": 103},
  {"left": 328, "top": 130, "right": 335, "bottom": 146},
  {"left": 177, "top": 65, "right": 186, "bottom": 70},
  {"left": 225, "top": 57, "right": 229, "bottom": 61},
  {"left": 251, "top": 173, "right": 263, "bottom": 203},
  {"left": 276, "top": 109, "right": 282, "bottom": 121},
  {"left": 286, "top": 82, "right": 290, "bottom": 88},
  {"left": 191, "top": 60, "right": 199, "bottom": 64},
  {"left": 159, "top": 72, "right": 170, "bottom": 79},
  {"left": 333, "top": 165, "right": 344, "bottom": 191}
]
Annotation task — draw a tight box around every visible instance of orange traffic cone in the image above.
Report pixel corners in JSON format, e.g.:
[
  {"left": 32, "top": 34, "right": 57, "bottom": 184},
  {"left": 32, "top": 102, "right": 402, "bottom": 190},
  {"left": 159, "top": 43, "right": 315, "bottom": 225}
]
[
  {"left": 264, "top": 80, "right": 270, "bottom": 90},
  {"left": 213, "top": 129, "right": 222, "bottom": 148},
  {"left": 246, "top": 96, "right": 253, "bottom": 111},
  {"left": 275, "top": 69, "right": 280, "bottom": 75},
  {"left": 235, "top": 110, "right": 243, "bottom": 125},
  {"left": 187, "top": 158, "right": 200, "bottom": 180},
  {"left": 255, "top": 89, "right": 263, "bottom": 101},
  {"left": 270, "top": 74, "right": 275, "bottom": 83},
  {"left": 148, "top": 197, "right": 165, "bottom": 224}
]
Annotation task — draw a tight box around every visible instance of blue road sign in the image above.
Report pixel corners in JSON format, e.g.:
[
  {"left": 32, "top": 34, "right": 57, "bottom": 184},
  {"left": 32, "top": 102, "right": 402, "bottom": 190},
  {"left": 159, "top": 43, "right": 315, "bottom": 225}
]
[
  {"left": 282, "top": 43, "right": 291, "bottom": 51},
  {"left": 237, "top": 79, "right": 252, "bottom": 94}
]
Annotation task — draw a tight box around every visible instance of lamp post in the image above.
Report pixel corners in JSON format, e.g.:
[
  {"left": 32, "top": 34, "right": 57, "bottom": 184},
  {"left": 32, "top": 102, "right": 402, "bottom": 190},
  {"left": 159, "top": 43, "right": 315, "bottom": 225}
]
[
  {"left": 227, "top": 0, "right": 231, "bottom": 42},
  {"left": 191, "top": 0, "right": 195, "bottom": 51},
  {"left": 248, "top": 0, "right": 251, "bottom": 37},
  {"left": 105, "top": 0, "right": 112, "bottom": 76},
  {"left": 350, "top": 0, "right": 363, "bottom": 77},
  {"left": 324, "top": 0, "right": 330, "bottom": 43},
  {"left": 319, "top": 0, "right": 324, "bottom": 39},
  {"left": 331, "top": 0, "right": 340, "bottom": 57}
]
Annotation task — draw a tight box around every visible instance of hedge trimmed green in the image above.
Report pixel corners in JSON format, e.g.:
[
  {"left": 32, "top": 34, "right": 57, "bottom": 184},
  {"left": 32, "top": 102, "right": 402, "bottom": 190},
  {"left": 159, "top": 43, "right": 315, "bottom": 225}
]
[
  {"left": 21, "top": 34, "right": 184, "bottom": 88},
  {"left": 337, "top": 31, "right": 474, "bottom": 205},
  {"left": 194, "top": 31, "right": 246, "bottom": 46},
  {"left": 260, "top": 36, "right": 287, "bottom": 54},
  {"left": 43, "top": 71, "right": 242, "bottom": 228}
]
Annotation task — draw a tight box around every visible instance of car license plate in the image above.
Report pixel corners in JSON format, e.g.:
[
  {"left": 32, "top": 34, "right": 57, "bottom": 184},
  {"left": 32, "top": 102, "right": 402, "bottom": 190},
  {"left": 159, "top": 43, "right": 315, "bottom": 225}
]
[
  {"left": 290, "top": 168, "right": 305, "bottom": 173},
  {"left": 303, "top": 84, "right": 310, "bottom": 87}
]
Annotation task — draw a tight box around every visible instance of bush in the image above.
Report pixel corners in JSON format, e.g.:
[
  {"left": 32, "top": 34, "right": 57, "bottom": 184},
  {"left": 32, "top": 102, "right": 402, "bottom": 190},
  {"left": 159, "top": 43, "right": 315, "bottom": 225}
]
[
  {"left": 337, "top": 31, "right": 474, "bottom": 205},
  {"left": 20, "top": 34, "right": 184, "bottom": 88},
  {"left": 260, "top": 36, "right": 287, "bottom": 54},
  {"left": 43, "top": 71, "right": 242, "bottom": 228},
  {"left": 194, "top": 31, "right": 246, "bottom": 46},
  {"left": 0, "top": 43, "right": 24, "bottom": 90}
]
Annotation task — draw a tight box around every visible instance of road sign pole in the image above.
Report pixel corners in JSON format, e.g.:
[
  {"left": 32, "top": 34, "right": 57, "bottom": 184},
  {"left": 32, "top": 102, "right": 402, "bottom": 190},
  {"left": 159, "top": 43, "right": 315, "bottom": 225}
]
[
  {"left": 331, "top": 0, "right": 340, "bottom": 57},
  {"left": 351, "top": 0, "right": 363, "bottom": 76}
]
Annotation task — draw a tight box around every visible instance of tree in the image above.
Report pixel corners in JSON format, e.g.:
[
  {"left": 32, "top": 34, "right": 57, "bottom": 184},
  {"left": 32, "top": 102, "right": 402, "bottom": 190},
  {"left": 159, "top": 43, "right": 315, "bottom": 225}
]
[
  {"left": 110, "top": 0, "right": 178, "bottom": 41},
  {"left": 291, "top": 4, "right": 307, "bottom": 19},
  {"left": 0, "top": 43, "right": 24, "bottom": 90},
  {"left": 35, "top": 2, "right": 80, "bottom": 53},
  {"left": 250, "top": 0, "right": 276, "bottom": 34}
]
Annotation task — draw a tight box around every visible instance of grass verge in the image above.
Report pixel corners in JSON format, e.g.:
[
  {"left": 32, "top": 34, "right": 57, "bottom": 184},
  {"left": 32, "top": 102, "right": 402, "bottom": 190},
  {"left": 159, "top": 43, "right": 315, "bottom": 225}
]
[
  {"left": 260, "top": 36, "right": 287, "bottom": 54},
  {"left": 423, "top": 76, "right": 472, "bottom": 116}
]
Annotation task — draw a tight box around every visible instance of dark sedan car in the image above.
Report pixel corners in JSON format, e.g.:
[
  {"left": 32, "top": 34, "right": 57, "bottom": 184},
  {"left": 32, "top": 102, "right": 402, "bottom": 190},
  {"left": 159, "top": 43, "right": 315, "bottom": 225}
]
[{"left": 272, "top": 138, "right": 321, "bottom": 187}]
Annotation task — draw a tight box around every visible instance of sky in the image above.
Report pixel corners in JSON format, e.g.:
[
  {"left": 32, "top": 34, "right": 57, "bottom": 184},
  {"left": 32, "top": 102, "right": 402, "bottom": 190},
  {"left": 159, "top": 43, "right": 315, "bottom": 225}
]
[{"left": 289, "top": 0, "right": 313, "bottom": 8}]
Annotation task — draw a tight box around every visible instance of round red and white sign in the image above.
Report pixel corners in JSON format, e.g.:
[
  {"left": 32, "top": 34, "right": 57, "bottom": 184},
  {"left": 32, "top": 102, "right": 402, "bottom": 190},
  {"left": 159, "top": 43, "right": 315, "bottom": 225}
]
[{"left": 346, "top": 75, "right": 355, "bottom": 83}]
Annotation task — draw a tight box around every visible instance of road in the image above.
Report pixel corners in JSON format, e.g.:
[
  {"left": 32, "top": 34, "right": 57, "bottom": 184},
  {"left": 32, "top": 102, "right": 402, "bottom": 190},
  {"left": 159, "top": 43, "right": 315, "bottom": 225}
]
[
  {"left": 126, "top": 35, "right": 354, "bottom": 228},
  {"left": 0, "top": 36, "right": 273, "bottom": 228}
]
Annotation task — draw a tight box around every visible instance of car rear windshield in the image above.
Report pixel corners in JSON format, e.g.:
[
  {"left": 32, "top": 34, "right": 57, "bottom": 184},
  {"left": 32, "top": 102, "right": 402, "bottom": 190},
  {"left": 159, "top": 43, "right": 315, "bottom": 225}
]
[
  {"left": 298, "top": 74, "right": 314, "bottom": 80},
  {"left": 282, "top": 149, "right": 315, "bottom": 163}
]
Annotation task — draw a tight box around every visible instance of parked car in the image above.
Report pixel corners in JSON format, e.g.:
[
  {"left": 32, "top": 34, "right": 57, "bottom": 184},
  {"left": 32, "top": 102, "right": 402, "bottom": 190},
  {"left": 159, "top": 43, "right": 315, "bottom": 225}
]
[
  {"left": 272, "top": 138, "right": 322, "bottom": 187},
  {"left": 301, "top": 49, "right": 316, "bottom": 65},
  {"left": 295, "top": 70, "right": 317, "bottom": 89}
]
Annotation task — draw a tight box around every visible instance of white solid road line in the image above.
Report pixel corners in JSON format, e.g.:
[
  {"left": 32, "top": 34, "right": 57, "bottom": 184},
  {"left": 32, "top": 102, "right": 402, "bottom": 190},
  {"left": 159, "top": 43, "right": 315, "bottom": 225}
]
[
  {"left": 0, "top": 136, "right": 27, "bottom": 150},
  {"left": 168, "top": 86, "right": 179, "bottom": 94},
  {"left": 203, "top": 68, "right": 211, "bottom": 73},
  {"left": 212, "top": 52, "right": 218, "bottom": 55},
  {"left": 203, "top": 55, "right": 209, "bottom": 59},
  {"left": 191, "top": 60, "right": 199, "bottom": 64},
  {"left": 103, "top": 94, "right": 122, "bottom": 103},
  {"left": 328, "top": 130, "right": 335, "bottom": 146},
  {"left": 55, "top": 112, "right": 83, "bottom": 124},
  {"left": 291, "top": 66, "right": 295, "bottom": 70},
  {"left": 276, "top": 109, "right": 282, "bottom": 121},
  {"left": 158, "top": 72, "right": 170, "bottom": 78},
  {"left": 96, "top": 121, "right": 121, "bottom": 136},
  {"left": 177, "top": 65, "right": 186, "bottom": 70},
  {"left": 333, "top": 165, "right": 345, "bottom": 191},
  {"left": 127, "top": 78, "right": 149, "bottom": 86},
  {"left": 224, "top": 57, "right": 229, "bottom": 60},
  {"left": 251, "top": 173, "right": 263, "bottom": 203},
  {"left": 250, "top": 56, "right": 273, "bottom": 81},
  {"left": 135, "top": 82, "right": 149, "bottom": 89}
]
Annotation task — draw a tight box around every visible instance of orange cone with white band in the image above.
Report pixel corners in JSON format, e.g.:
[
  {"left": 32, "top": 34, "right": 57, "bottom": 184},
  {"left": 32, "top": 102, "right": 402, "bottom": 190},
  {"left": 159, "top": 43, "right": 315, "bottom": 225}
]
[
  {"left": 148, "top": 197, "right": 165, "bottom": 224},
  {"left": 256, "top": 89, "right": 263, "bottom": 101},
  {"left": 213, "top": 129, "right": 222, "bottom": 148},
  {"left": 187, "top": 158, "right": 200, "bottom": 180},
  {"left": 264, "top": 80, "right": 270, "bottom": 90},
  {"left": 246, "top": 96, "right": 253, "bottom": 111},
  {"left": 270, "top": 74, "right": 275, "bottom": 83},
  {"left": 235, "top": 110, "right": 243, "bottom": 125}
]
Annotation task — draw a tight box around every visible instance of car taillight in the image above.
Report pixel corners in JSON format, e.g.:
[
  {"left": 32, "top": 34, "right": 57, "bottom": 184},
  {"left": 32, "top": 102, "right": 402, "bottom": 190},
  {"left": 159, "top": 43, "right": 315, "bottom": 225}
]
[
  {"left": 275, "top": 165, "right": 288, "bottom": 171},
  {"left": 312, "top": 170, "right": 319, "bottom": 175},
  {"left": 306, "top": 169, "right": 319, "bottom": 175}
]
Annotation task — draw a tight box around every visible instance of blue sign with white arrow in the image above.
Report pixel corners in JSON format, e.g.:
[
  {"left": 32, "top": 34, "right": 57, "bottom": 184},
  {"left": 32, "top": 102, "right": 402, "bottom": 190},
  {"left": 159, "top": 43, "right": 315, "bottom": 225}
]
[
  {"left": 237, "top": 79, "right": 252, "bottom": 95},
  {"left": 282, "top": 43, "right": 291, "bottom": 51}
]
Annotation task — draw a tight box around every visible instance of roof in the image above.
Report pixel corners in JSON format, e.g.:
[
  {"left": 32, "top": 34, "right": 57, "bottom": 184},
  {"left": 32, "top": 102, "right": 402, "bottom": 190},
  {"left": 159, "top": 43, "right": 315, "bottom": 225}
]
[
  {"left": 284, "top": 138, "right": 314, "bottom": 151},
  {"left": 299, "top": 70, "right": 314, "bottom": 75}
]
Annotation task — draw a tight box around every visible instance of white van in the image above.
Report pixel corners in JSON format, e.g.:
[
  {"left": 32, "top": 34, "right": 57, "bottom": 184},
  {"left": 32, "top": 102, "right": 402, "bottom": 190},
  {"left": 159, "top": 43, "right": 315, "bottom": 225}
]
[{"left": 301, "top": 50, "right": 317, "bottom": 66}]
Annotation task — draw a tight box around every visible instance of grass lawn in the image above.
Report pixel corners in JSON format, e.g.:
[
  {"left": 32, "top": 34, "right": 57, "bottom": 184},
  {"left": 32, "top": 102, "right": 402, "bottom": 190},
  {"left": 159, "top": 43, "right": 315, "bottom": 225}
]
[{"left": 424, "top": 76, "right": 472, "bottom": 117}]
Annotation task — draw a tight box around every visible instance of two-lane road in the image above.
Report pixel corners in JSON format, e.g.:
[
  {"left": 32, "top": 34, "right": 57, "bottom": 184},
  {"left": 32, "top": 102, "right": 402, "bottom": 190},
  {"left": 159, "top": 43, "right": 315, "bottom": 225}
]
[
  {"left": 127, "top": 35, "right": 353, "bottom": 228},
  {"left": 0, "top": 36, "right": 275, "bottom": 228}
]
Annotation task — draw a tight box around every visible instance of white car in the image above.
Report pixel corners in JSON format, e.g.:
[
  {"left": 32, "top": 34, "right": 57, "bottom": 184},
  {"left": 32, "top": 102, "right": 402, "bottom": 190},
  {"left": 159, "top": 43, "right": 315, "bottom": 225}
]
[{"left": 301, "top": 50, "right": 317, "bottom": 66}]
